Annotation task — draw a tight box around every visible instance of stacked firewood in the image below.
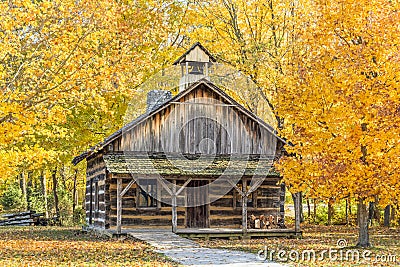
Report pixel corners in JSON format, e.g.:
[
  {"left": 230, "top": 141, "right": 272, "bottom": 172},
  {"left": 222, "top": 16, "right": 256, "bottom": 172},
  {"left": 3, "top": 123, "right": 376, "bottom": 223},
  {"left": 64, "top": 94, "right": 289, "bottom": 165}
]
[{"left": 249, "top": 214, "right": 286, "bottom": 229}]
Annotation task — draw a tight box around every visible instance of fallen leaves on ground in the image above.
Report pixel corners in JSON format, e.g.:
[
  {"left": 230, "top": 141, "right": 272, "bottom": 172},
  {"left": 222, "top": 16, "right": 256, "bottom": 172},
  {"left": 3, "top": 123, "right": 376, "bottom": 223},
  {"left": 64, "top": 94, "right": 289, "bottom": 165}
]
[
  {"left": 196, "top": 225, "right": 400, "bottom": 267},
  {"left": 0, "top": 227, "right": 176, "bottom": 267}
]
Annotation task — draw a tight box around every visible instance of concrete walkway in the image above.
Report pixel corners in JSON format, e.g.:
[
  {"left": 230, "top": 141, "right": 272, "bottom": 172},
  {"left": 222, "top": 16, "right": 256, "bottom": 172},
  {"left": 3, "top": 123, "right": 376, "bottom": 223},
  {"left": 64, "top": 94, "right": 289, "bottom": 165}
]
[{"left": 128, "top": 229, "right": 285, "bottom": 266}]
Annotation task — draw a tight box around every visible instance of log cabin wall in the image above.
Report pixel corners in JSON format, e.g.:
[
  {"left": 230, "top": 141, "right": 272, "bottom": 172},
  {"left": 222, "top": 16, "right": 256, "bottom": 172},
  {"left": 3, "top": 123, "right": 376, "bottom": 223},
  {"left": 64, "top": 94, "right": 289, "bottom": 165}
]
[
  {"left": 85, "top": 154, "right": 107, "bottom": 228},
  {"left": 209, "top": 177, "right": 283, "bottom": 228},
  {"left": 103, "top": 174, "right": 283, "bottom": 229},
  {"left": 107, "top": 174, "right": 185, "bottom": 227},
  {"left": 110, "top": 84, "right": 277, "bottom": 156}
]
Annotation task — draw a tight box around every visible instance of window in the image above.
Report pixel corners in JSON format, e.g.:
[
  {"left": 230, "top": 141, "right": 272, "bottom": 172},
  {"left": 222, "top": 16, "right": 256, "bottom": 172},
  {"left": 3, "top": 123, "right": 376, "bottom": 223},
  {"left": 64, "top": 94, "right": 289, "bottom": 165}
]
[{"left": 137, "top": 179, "right": 157, "bottom": 208}]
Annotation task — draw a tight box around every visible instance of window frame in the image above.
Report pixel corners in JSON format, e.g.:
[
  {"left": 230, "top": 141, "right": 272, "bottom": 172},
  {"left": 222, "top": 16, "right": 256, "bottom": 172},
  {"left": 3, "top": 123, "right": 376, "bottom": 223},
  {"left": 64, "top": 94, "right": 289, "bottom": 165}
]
[{"left": 136, "top": 179, "right": 159, "bottom": 210}]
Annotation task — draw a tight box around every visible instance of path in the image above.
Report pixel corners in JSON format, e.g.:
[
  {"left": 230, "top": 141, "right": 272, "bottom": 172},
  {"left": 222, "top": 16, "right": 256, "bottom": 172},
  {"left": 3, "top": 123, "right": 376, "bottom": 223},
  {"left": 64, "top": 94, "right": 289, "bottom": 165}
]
[{"left": 128, "top": 229, "right": 285, "bottom": 266}]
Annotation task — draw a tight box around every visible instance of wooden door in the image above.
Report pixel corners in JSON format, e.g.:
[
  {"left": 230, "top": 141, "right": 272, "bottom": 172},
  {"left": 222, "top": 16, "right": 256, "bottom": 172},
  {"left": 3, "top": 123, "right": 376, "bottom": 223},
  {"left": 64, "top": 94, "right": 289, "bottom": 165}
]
[{"left": 186, "top": 180, "right": 209, "bottom": 228}]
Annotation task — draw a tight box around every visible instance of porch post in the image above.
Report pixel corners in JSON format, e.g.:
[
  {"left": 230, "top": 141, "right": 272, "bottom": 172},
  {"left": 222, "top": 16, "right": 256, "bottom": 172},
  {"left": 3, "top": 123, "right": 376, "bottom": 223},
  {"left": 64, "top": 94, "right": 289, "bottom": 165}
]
[
  {"left": 116, "top": 178, "right": 122, "bottom": 234},
  {"left": 242, "top": 194, "right": 248, "bottom": 235},
  {"left": 242, "top": 177, "right": 248, "bottom": 236},
  {"left": 172, "top": 181, "right": 177, "bottom": 233}
]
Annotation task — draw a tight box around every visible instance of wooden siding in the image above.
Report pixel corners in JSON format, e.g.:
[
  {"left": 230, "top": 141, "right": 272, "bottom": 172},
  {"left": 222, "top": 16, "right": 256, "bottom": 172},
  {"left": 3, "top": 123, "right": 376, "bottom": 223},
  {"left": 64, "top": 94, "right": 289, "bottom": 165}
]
[{"left": 113, "top": 84, "right": 277, "bottom": 156}]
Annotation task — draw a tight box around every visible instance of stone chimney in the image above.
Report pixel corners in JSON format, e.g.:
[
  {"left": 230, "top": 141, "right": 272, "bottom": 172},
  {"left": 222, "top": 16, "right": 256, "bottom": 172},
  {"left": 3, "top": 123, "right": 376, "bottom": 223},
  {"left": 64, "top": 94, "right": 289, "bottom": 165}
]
[{"left": 146, "top": 90, "right": 172, "bottom": 113}]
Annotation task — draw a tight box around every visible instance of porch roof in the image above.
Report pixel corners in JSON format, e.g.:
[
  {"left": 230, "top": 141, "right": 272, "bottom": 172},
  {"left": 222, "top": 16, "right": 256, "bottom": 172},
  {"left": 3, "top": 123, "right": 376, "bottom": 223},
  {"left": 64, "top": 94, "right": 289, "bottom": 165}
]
[{"left": 103, "top": 153, "right": 279, "bottom": 177}]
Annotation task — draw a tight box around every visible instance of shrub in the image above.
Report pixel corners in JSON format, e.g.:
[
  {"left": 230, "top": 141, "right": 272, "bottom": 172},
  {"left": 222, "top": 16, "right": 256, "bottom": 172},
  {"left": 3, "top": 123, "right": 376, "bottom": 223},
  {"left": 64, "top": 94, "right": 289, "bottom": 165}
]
[
  {"left": 73, "top": 207, "right": 86, "bottom": 225},
  {"left": 0, "top": 183, "right": 27, "bottom": 211}
]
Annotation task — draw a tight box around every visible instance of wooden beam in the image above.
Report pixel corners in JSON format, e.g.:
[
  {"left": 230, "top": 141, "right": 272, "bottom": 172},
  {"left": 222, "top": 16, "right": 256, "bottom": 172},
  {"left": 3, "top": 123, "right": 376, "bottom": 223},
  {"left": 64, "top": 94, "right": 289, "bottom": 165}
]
[
  {"left": 172, "top": 181, "right": 177, "bottom": 233},
  {"left": 120, "top": 179, "right": 135, "bottom": 197},
  {"left": 171, "top": 178, "right": 192, "bottom": 233},
  {"left": 227, "top": 180, "right": 245, "bottom": 197},
  {"left": 116, "top": 178, "right": 122, "bottom": 234},
  {"left": 176, "top": 177, "right": 192, "bottom": 196},
  {"left": 242, "top": 194, "right": 248, "bottom": 235},
  {"left": 170, "top": 101, "right": 236, "bottom": 107},
  {"left": 157, "top": 176, "right": 172, "bottom": 195},
  {"left": 247, "top": 178, "right": 264, "bottom": 195}
]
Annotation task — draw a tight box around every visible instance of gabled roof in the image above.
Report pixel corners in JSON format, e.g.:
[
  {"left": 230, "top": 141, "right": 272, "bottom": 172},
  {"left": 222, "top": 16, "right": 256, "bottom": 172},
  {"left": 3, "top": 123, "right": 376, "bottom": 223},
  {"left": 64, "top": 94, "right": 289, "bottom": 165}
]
[
  {"left": 72, "top": 79, "right": 284, "bottom": 165},
  {"left": 172, "top": 42, "right": 217, "bottom": 65}
]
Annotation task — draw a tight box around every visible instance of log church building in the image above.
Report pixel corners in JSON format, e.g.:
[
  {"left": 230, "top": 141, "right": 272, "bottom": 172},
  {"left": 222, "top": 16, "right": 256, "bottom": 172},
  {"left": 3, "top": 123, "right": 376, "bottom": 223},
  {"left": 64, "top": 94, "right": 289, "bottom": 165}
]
[{"left": 73, "top": 43, "right": 292, "bottom": 237}]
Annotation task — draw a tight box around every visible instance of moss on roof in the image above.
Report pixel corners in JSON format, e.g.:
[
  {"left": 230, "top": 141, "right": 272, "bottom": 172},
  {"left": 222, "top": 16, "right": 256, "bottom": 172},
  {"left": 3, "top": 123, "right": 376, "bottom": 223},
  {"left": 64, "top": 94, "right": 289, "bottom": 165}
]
[{"left": 103, "top": 153, "right": 279, "bottom": 176}]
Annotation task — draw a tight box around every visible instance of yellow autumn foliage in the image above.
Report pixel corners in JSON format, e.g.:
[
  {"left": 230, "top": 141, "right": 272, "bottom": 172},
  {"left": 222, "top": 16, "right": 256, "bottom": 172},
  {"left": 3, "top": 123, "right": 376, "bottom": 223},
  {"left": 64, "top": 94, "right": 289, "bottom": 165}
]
[{"left": 275, "top": 0, "right": 400, "bottom": 207}]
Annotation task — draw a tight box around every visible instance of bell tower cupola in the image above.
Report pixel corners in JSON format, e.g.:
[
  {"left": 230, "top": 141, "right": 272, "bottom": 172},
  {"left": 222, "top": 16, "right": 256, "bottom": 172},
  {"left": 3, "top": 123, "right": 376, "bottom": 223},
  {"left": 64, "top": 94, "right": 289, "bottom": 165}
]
[{"left": 173, "top": 42, "right": 216, "bottom": 92}]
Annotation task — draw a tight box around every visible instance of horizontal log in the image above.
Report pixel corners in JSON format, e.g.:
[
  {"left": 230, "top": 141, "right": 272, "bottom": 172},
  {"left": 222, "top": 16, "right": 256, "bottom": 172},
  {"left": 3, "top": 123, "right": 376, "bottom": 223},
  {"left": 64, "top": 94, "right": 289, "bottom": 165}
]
[
  {"left": 109, "top": 214, "right": 184, "bottom": 221},
  {"left": 257, "top": 198, "right": 280, "bottom": 208},
  {"left": 109, "top": 218, "right": 185, "bottom": 226},
  {"left": 2, "top": 211, "right": 35, "bottom": 218},
  {"left": 210, "top": 209, "right": 242, "bottom": 216},
  {"left": 87, "top": 172, "right": 106, "bottom": 181},
  {"left": 259, "top": 188, "right": 280, "bottom": 197},
  {"left": 109, "top": 209, "right": 185, "bottom": 217},
  {"left": 210, "top": 218, "right": 241, "bottom": 226},
  {"left": 210, "top": 214, "right": 241, "bottom": 220},
  {"left": 210, "top": 198, "right": 233, "bottom": 207},
  {"left": 257, "top": 196, "right": 280, "bottom": 200},
  {"left": 0, "top": 223, "right": 31, "bottom": 226},
  {"left": 109, "top": 183, "right": 137, "bottom": 190},
  {"left": 0, "top": 219, "right": 34, "bottom": 226},
  {"left": 3, "top": 215, "right": 31, "bottom": 220}
]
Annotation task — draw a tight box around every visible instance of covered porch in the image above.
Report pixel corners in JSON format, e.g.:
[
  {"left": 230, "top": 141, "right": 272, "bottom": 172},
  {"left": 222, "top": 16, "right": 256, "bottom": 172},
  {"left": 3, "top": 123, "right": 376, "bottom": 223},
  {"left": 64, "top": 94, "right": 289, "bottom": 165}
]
[{"left": 104, "top": 153, "right": 303, "bottom": 238}]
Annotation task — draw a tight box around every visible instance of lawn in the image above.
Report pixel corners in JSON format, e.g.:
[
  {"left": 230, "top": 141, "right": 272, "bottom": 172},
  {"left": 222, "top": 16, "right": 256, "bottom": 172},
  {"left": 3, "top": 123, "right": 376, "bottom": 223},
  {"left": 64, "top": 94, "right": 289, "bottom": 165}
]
[
  {"left": 0, "top": 227, "right": 176, "bottom": 267},
  {"left": 196, "top": 225, "right": 400, "bottom": 267},
  {"left": 1, "top": 225, "right": 398, "bottom": 267}
]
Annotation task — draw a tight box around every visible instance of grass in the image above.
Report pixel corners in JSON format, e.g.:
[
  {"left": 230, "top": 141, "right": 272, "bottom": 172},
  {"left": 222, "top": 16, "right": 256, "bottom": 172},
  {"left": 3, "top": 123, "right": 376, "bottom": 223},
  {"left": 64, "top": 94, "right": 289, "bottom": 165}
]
[
  {"left": 1, "top": 225, "right": 398, "bottom": 267},
  {"left": 196, "top": 224, "right": 400, "bottom": 267},
  {"left": 0, "top": 226, "right": 177, "bottom": 267}
]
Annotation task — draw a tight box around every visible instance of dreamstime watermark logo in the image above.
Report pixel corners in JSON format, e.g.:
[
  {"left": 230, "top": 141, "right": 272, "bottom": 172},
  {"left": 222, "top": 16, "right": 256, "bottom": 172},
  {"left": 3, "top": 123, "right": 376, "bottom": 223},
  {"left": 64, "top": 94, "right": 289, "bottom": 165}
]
[
  {"left": 257, "top": 239, "right": 397, "bottom": 263},
  {"left": 121, "top": 68, "right": 277, "bottom": 208}
]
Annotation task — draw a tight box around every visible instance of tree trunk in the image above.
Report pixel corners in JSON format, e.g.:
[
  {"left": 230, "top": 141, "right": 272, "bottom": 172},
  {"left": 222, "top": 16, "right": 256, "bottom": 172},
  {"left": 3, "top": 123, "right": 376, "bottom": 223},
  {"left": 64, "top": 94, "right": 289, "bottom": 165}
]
[
  {"left": 307, "top": 198, "right": 311, "bottom": 221},
  {"left": 27, "top": 172, "right": 32, "bottom": 211},
  {"left": 357, "top": 198, "right": 371, "bottom": 247},
  {"left": 299, "top": 192, "right": 304, "bottom": 223},
  {"left": 348, "top": 198, "right": 352, "bottom": 215},
  {"left": 59, "top": 164, "right": 67, "bottom": 190},
  {"left": 52, "top": 168, "right": 60, "bottom": 224},
  {"left": 356, "top": 199, "right": 360, "bottom": 226},
  {"left": 345, "top": 198, "right": 349, "bottom": 225},
  {"left": 384, "top": 205, "right": 391, "bottom": 227},
  {"left": 313, "top": 199, "right": 317, "bottom": 223},
  {"left": 40, "top": 170, "right": 49, "bottom": 218},
  {"left": 294, "top": 192, "right": 301, "bottom": 233},
  {"left": 19, "top": 172, "right": 27, "bottom": 210},
  {"left": 72, "top": 170, "right": 78, "bottom": 213},
  {"left": 368, "top": 202, "right": 375, "bottom": 226},
  {"left": 327, "top": 200, "right": 334, "bottom": 225},
  {"left": 390, "top": 206, "right": 395, "bottom": 222}
]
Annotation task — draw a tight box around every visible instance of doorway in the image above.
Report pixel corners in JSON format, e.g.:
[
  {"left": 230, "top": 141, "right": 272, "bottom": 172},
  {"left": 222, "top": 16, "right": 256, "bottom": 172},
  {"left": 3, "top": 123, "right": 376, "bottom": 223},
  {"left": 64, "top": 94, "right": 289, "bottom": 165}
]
[{"left": 185, "top": 180, "right": 209, "bottom": 228}]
